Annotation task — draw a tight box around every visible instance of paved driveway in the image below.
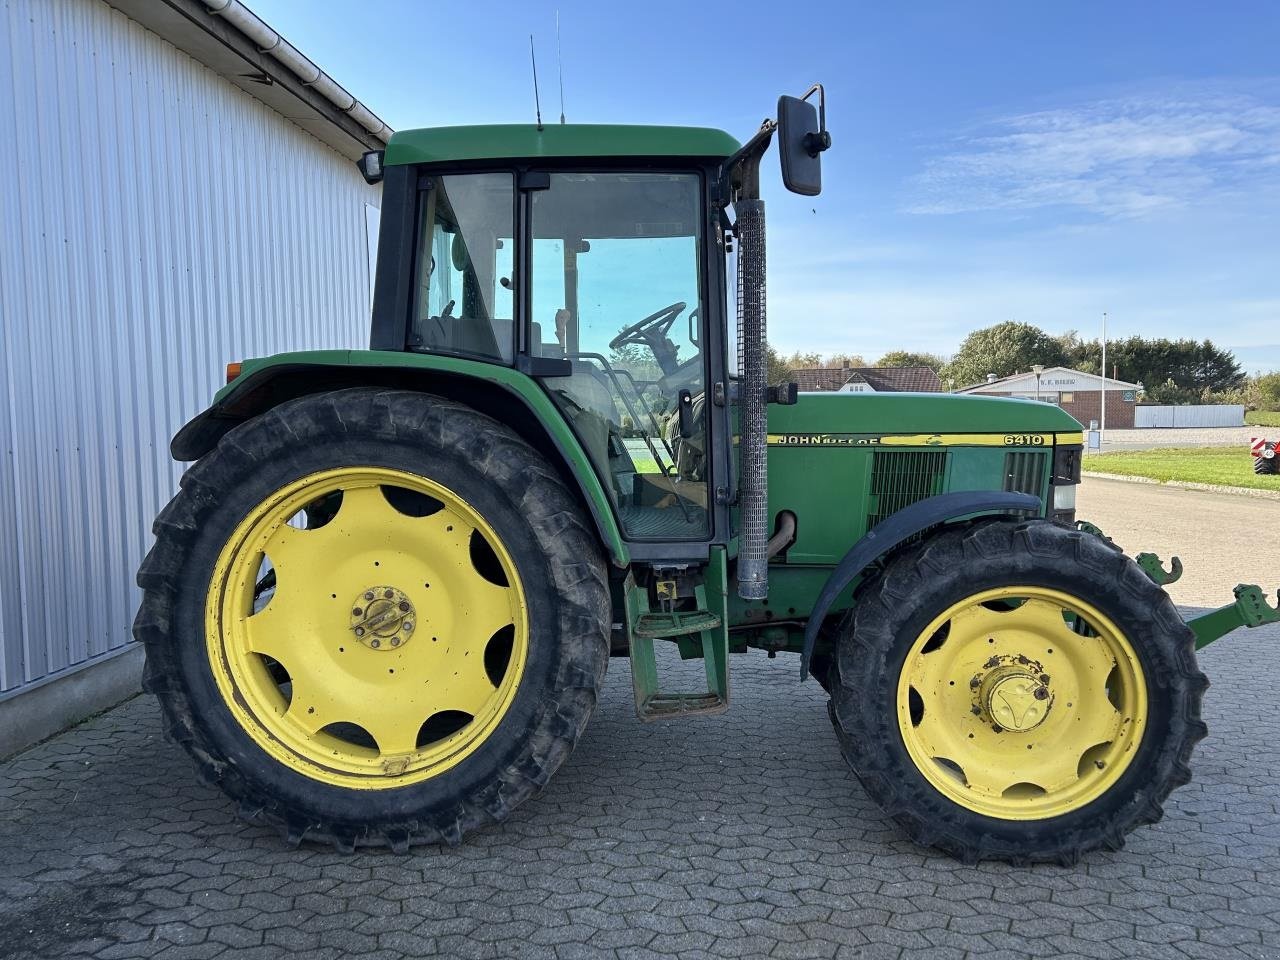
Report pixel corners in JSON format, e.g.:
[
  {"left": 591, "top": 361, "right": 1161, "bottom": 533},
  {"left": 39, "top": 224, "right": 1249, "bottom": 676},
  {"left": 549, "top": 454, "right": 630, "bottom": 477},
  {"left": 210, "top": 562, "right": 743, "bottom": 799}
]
[
  {"left": 2, "top": 479, "right": 1279, "bottom": 960},
  {"left": 1095, "top": 426, "right": 1261, "bottom": 451}
]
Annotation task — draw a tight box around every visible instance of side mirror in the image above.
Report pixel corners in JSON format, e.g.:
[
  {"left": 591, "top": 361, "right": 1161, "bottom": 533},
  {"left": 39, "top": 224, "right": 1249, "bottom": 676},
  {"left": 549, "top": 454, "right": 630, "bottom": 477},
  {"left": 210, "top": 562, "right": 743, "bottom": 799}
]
[{"left": 777, "top": 88, "right": 831, "bottom": 197}]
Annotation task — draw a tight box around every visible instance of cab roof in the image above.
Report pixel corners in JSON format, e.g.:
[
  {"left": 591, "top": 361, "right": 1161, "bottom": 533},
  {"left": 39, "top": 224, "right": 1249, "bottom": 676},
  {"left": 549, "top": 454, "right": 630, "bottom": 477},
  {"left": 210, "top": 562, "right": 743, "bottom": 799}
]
[{"left": 383, "top": 124, "right": 742, "bottom": 166}]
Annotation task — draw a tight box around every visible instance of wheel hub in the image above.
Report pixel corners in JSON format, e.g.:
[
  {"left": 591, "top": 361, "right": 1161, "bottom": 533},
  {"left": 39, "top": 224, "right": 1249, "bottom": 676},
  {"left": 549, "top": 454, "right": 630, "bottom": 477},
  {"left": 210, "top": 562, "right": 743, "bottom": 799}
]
[
  {"left": 982, "top": 669, "right": 1051, "bottom": 732},
  {"left": 350, "top": 585, "right": 416, "bottom": 650}
]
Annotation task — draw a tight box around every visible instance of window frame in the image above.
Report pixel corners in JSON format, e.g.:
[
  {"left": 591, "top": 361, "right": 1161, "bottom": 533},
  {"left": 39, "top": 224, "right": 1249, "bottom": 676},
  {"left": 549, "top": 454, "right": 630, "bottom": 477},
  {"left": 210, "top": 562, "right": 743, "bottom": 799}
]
[
  {"left": 406, "top": 167, "right": 521, "bottom": 366},
  {"left": 521, "top": 166, "right": 718, "bottom": 548},
  {"left": 373, "top": 158, "right": 733, "bottom": 556}
]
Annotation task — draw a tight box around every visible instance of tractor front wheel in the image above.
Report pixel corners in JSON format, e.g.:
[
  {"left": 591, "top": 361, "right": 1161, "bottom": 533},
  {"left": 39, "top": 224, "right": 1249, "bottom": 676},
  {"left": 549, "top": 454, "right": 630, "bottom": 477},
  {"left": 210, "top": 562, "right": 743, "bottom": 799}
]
[
  {"left": 829, "top": 519, "right": 1207, "bottom": 864},
  {"left": 134, "top": 388, "right": 610, "bottom": 851}
]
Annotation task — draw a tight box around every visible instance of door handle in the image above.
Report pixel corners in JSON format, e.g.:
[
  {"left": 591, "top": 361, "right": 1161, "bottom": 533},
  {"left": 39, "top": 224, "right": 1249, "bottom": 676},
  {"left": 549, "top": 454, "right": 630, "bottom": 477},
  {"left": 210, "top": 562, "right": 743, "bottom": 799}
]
[{"left": 677, "top": 389, "right": 695, "bottom": 439}]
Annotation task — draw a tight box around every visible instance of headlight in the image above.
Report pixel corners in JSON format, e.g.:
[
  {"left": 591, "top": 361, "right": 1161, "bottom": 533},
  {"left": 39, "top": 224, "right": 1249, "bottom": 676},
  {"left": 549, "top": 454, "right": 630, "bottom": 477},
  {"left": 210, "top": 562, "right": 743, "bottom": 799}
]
[
  {"left": 1053, "top": 483, "right": 1077, "bottom": 512},
  {"left": 1052, "top": 482, "right": 1077, "bottom": 524}
]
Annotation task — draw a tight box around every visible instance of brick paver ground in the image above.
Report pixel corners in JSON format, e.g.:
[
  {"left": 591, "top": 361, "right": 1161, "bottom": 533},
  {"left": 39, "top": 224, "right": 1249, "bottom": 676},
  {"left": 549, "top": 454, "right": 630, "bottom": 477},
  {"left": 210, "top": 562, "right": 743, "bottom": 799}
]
[
  {"left": 3, "top": 479, "right": 1278, "bottom": 960},
  {"left": 3, "top": 629, "right": 1278, "bottom": 960}
]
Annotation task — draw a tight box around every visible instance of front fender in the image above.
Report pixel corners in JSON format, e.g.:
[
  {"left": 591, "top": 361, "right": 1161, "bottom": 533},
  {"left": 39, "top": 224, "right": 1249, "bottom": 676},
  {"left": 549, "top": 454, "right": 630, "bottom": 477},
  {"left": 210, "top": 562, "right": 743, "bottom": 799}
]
[
  {"left": 799, "top": 490, "right": 1042, "bottom": 679},
  {"left": 170, "top": 350, "right": 629, "bottom": 567}
]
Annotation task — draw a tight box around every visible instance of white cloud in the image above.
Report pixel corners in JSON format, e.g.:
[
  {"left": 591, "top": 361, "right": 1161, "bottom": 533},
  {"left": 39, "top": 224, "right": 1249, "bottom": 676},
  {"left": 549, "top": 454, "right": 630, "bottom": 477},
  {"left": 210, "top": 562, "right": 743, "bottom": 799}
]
[{"left": 908, "top": 85, "right": 1280, "bottom": 218}]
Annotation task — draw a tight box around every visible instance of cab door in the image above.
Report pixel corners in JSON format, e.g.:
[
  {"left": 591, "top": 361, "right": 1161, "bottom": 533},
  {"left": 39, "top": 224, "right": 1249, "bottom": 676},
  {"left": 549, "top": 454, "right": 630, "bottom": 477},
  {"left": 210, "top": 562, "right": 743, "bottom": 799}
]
[{"left": 527, "top": 171, "right": 712, "bottom": 544}]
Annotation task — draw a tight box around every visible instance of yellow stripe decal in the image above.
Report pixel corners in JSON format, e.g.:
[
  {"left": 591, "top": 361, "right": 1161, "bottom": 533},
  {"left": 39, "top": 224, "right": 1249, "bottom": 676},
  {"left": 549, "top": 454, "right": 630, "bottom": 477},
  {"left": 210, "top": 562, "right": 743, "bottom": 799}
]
[
  {"left": 765, "top": 432, "right": 1059, "bottom": 448},
  {"left": 1055, "top": 432, "right": 1085, "bottom": 445}
]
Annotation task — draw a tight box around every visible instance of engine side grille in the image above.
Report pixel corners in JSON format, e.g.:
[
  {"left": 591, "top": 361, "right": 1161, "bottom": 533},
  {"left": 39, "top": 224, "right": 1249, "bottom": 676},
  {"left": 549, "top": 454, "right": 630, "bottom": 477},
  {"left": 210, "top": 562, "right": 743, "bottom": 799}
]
[
  {"left": 867, "top": 450, "right": 948, "bottom": 528},
  {"left": 1003, "top": 451, "right": 1048, "bottom": 498}
]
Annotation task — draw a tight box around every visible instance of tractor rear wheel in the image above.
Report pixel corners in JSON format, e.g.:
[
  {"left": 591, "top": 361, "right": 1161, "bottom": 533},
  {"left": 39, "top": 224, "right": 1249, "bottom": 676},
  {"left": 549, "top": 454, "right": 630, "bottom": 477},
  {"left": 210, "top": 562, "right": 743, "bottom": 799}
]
[
  {"left": 1254, "top": 452, "right": 1278, "bottom": 475},
  {"left": 829, "top": 519, "right": 1207, "bottom": 864},
  {"left": 134, "top": 388, "right": 610, "bottom": 851}
]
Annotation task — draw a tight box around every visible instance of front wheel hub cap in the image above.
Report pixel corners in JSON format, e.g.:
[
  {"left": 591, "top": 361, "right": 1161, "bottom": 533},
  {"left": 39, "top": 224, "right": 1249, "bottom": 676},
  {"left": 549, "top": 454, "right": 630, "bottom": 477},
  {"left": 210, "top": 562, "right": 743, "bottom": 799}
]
[
  {"left": 350, "top": 585, "right": 415, "bottom": 650},
  {"left": 984, "top": 671, "right": 1050, "bottom": 732}
]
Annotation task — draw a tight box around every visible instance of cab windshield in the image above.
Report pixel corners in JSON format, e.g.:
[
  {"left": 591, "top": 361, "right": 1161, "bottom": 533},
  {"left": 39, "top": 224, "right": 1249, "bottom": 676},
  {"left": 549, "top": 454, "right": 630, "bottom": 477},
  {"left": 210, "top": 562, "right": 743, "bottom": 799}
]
[{"left": 531, "top": 172, "right": 709, "bottom": 541}]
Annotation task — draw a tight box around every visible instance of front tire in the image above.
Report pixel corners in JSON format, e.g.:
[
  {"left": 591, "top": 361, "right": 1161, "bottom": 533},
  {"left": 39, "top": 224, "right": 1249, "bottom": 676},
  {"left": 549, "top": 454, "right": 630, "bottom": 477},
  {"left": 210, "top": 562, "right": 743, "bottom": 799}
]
[
  {"left": 134, "top": 388, "right": 610, "bottom": 851},
  {"left": 829, "top": 519, "right": 1207, "bottom": 864}
]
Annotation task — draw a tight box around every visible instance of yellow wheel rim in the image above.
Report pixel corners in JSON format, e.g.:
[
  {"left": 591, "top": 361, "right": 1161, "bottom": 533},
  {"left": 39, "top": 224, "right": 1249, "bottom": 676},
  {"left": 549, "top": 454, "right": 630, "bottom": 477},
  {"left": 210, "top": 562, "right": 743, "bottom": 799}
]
[
  {"left": 896, "top": 586, "right": 1147, "bottom": 820},
  {"left": 205, "top": 467, "right": 529, "bottom": 789}
]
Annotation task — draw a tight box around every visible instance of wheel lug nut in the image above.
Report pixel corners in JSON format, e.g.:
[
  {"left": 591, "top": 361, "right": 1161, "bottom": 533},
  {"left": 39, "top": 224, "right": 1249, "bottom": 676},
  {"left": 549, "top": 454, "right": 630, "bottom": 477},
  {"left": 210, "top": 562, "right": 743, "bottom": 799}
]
[
  {"left": 398, "top": 601, "right": 410, "bottom": 612},
  {"left": 353, "top": 608, "right": 363, "bottom": 617},
  {"left": 384, "top": 589, "right": 394, "bottom": 599},
  {"left": 364, "top": 591, "right": 374, "bottom": 601},
  {"left": 403, "top": 622, "right": 414, "bottom": 632},
  {"left": 355, "top": 627, "right": 365, "bottom": 637},
  {"left": 1034, "top": 686, "right": 1049, "bottom": 700},
  {"left": 370, "top": 639, "right": 381, "bottom": 649},
  {"left": 391, "top": 637, "right": 401, "bottom": 647}
]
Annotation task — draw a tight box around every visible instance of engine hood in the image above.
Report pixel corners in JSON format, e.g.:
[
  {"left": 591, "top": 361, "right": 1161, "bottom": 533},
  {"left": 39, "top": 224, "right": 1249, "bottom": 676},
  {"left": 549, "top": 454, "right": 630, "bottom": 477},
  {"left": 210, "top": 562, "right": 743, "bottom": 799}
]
[{"left": 765, "top": 391, "right": 1082, "bottom": 437}]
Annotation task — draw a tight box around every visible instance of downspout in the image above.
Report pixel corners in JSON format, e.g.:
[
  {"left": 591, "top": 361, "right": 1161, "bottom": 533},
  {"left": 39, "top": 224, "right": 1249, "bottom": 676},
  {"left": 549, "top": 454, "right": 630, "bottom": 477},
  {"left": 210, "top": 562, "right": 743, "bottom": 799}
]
[{"left": 204, "top": 0, "right": 392, "bottom": 143}]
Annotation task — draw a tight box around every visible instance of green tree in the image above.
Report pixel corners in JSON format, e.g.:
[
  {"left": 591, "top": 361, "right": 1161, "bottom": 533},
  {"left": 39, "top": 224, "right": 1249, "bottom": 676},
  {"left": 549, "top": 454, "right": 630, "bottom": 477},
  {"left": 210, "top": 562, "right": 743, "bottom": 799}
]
[
  {"left": 944, "top": 321, "right": 1069, "bottom": 388},
  {"left": 765, "top": 343, "right": 792, "bottom": 384},
  {"left": 876, "top": 350, "right": 946, "bottom": 371},
  {"left": 823, "top": 351, "right": 867, "bottom": 367},
  {"left": 1256, "top": 372, "right": 1280, "bottom": 412},
  {"left": 1060, "top": 336, "right": 1244, "bottom": 397}
]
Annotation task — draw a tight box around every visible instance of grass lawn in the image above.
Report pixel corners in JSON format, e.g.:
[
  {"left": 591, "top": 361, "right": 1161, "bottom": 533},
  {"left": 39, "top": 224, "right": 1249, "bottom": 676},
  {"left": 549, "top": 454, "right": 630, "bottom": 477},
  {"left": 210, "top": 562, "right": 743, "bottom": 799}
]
[
  {"left": 1246, "top": 410, "right": 1280, "bottom": 428},
  {"left": 1086, "top": 447, "right": 1280, "bottom": 491}
]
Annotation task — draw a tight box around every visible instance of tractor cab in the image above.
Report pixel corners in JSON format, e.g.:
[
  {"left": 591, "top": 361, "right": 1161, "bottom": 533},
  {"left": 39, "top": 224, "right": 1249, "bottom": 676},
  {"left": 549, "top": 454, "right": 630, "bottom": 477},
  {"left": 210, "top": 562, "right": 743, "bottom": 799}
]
[{"left": 404, "top": 165, "right": 714, "bottom": 542}]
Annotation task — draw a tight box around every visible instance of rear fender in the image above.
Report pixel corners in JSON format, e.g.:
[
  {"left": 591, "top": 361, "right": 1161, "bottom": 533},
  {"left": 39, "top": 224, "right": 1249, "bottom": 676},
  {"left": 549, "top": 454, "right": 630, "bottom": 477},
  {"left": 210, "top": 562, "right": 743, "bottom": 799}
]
[
  {"left": 799, "top": 491, "right": 1042, "bottom": 679},
  {"left": 171, "top": 349, "right": 629, "bottom": 567}
]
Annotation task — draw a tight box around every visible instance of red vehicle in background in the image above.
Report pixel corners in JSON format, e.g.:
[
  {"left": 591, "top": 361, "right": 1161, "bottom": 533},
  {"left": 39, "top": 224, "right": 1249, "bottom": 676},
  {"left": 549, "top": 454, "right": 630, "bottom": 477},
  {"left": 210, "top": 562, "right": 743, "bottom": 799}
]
[{"left": 1253, "top": 436, "right": 1279, "bottom": 475}]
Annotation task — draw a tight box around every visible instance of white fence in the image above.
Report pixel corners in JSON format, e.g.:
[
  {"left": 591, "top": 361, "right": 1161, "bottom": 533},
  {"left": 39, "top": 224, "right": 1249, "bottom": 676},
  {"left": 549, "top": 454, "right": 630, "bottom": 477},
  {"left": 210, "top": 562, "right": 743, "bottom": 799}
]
[{"left": 1134, "top": 405, "right": 1245, "bottom": 428}]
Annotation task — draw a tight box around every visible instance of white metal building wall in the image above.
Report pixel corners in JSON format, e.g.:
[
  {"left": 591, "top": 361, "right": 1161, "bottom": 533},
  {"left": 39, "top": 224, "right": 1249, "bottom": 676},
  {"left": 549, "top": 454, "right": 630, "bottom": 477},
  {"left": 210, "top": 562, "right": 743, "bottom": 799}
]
[
  {"left": 0, "top": 0, "right": 380, "bottom": 698},
  {"left": 1134, "top": 405, "right": 1246, "bottom": 428}
]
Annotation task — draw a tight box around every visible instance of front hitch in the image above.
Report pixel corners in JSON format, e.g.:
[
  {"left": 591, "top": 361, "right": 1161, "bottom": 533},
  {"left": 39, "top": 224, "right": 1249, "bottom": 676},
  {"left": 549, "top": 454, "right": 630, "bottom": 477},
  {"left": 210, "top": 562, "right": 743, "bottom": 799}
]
[
  {"left": 1074, "top": 523, "right": 1278, "bottom": 649},
  {"left": 1187, "top": 585, "right": 1280, "bottom": 650}
]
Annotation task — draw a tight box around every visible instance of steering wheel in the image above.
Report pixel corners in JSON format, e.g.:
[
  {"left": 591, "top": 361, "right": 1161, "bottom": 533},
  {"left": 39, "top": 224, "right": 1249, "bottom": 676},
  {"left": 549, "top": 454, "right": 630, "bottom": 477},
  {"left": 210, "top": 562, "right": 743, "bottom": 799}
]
[{"left": 608, "top": 301, "right": 686, "bottom": 375}]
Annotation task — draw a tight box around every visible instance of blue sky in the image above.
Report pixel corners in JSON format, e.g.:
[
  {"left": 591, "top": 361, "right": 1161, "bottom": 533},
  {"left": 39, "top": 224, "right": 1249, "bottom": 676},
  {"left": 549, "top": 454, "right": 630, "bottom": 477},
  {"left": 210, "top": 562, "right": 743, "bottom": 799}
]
[{"left": 252, "top": 0, "right": 1280, "bottom": 372}]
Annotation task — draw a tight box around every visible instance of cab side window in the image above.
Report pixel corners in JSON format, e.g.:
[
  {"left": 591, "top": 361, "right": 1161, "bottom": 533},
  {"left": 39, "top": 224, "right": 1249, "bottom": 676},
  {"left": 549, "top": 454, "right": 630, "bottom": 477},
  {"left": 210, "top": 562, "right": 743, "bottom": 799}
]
[{"left": 410, "top": 173, "right": 514, "bottom": 363}]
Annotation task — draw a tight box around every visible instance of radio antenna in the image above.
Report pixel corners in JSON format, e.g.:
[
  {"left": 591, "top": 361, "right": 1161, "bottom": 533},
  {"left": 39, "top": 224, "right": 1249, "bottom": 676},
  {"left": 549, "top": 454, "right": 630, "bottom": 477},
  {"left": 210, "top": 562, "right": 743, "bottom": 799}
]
[
  {"left": 529, "top": 35, "right": 544, "bottom": 131},
  {"left": 555, "top": 11, "right": 566, "bottom": 123}
]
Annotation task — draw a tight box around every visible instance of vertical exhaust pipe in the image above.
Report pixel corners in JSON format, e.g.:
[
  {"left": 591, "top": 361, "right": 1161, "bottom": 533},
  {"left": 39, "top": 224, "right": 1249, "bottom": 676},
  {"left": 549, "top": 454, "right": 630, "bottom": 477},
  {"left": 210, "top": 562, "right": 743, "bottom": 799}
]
[{"left": 734, "top": 197, "right": 768, "bottom": 600}]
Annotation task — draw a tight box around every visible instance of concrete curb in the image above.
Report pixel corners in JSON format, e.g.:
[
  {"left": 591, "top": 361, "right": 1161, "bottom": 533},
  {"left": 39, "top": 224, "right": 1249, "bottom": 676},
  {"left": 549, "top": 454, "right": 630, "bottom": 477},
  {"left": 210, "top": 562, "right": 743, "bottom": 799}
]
[
  {"left": 0, "top": 645, "right": 144, "bottom": 760},
  {"left": 1084, "top": 470, "right": 1280, "bottom": 501}
]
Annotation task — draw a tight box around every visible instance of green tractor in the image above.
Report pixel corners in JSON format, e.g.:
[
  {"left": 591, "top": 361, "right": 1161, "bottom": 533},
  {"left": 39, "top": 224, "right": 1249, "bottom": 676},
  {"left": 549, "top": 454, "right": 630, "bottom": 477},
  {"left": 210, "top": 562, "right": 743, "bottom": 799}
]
[{"left": 135, "top": 88, "right": 1278, "bottom": 863}]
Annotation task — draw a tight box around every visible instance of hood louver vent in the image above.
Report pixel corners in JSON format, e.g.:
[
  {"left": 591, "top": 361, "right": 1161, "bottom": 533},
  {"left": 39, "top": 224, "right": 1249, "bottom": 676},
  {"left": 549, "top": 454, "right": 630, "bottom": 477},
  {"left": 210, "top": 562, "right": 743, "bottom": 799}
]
[{"left": 867, "top": 450, "right": 947, "bottom": 528}]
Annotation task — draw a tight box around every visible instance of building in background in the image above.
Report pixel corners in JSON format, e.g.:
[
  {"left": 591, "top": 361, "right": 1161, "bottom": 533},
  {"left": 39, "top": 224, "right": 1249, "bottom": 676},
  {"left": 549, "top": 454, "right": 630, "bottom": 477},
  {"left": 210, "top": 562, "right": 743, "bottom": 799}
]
[
  {"left": 0, "top": 0, "right": 390, "bottom": 756},
  {"left": 791, "top": 364, "right": 943, "bottom": 394},
  {"left": 957, "top": 367, "right": 1141, "bottom": 428}
]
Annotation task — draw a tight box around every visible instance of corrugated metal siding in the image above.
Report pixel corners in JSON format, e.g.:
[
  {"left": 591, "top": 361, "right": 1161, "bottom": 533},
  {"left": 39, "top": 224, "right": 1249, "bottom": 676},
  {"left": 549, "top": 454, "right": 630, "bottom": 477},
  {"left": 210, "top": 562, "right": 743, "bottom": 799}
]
[
  {"left": 1134, "top": 405, "right": 1246, "bottom": 429},
  {"left": 0, "top": 0, "right": 379, "bottom": 697}
]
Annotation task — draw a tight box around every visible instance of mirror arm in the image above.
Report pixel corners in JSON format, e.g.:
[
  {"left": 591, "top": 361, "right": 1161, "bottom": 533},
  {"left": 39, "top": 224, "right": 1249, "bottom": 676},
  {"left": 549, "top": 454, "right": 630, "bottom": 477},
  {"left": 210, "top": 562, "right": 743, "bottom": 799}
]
[
  {"left": 719, "top": 119, "right": 776, "bottom": 204},
  {"left": 799, "top": 83, "right": 832, "bottom": 157}
]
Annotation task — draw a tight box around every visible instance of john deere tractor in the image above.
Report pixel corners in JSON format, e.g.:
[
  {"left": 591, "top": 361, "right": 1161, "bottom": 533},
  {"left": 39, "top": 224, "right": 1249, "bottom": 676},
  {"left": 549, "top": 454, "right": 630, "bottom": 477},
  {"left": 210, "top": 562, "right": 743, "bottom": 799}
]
[{"left": 135, "top": 88, "right": 1279, "bottom": 863}]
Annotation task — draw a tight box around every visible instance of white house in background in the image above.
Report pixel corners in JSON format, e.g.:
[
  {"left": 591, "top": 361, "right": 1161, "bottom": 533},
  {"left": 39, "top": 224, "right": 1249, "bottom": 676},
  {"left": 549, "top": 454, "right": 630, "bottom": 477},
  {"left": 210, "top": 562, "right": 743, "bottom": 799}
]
[
  {"left": 958, "top": 367, "right": 1142, "bottom": 428},
  {"left": 0, "top": 0, "right": 391, "bottom": 757}
]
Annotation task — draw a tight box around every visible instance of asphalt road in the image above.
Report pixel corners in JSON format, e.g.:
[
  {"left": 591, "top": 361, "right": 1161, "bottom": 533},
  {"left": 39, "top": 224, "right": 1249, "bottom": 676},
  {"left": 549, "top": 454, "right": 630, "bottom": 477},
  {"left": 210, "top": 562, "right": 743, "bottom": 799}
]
[
  {"left": 1, "top": 477, "right": 1278, "bottom": 960},
  {"left": 1095, "top": 426, "right": 1262, "bottom": 452},
  {"left": 1077, "top": 476, "right": 1280, "bottom": 608}
]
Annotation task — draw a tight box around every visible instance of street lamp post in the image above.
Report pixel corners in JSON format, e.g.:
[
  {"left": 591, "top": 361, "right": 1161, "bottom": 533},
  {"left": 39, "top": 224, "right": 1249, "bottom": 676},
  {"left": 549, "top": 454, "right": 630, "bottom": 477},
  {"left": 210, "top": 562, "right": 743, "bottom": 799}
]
[
  {"left": 1101, "top": 312, "right": 1108, "bottom": 441},
  {"left": 1032, "top": 364, "right": 1044, "bottom": 402}
]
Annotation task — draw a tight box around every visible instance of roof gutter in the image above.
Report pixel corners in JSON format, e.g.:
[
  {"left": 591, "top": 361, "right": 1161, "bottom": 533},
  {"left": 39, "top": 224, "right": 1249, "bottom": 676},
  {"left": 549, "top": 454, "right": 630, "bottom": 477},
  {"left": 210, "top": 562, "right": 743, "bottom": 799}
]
[{"left": 204, "top": 0, "right": 390, "bottom": 144}]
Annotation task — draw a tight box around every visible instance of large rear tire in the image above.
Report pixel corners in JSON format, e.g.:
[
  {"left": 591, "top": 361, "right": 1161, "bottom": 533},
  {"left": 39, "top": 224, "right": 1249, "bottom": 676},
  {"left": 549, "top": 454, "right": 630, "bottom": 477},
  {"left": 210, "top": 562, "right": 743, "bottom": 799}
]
[
  {"left": 134, "top": 388, "right": 610, "bottom": 851},
  {"left": 829, "top": 519, "right": 1207, "bottom": 864},
  {"left": 1254, "top": 452, "right": 1278, "bottom": 475}
]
